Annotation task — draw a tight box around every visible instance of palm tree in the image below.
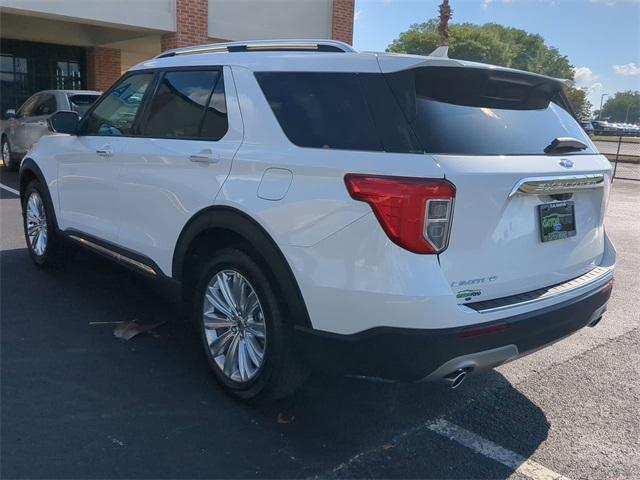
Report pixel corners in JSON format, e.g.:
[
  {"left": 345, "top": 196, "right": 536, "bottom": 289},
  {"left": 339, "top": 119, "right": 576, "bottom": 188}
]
[{"left": 438, "top": 0, "right": 452, "bottom": 47}]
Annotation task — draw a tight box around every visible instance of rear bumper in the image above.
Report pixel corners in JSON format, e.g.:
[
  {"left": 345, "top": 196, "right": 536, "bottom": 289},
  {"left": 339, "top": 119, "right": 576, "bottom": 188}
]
[{"left": 295, "top": 278, "right": 613, "bottom": 382}]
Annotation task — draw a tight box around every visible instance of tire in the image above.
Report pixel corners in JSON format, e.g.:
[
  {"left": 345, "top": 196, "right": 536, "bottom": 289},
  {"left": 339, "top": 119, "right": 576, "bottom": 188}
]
[
  {"left": 22, "top": 180, "right": 66, "bottom": 267},
  {"left": 193, "top": 248, "right": 308, "bottom": 401},
  {"left": 1, "top": 137, "right": 17, "bottom": 171}
]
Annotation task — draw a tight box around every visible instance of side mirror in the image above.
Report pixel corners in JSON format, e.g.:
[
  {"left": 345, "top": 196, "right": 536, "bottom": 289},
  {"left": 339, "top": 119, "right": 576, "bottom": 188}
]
[
  {"left": 48, "top": 110, "right": 79, "bottom": 134},
  {"left": 4, "top": 109, "right": 16, "bottom": 119}
]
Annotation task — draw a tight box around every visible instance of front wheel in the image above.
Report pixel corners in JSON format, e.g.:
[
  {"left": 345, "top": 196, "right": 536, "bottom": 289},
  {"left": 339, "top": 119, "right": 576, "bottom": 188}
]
[
  {"left": 22, "top": 180, "right": 65, "bottom": 267},
  {"left": 194, "top": 248, "right": 308, "bottom": 401}
]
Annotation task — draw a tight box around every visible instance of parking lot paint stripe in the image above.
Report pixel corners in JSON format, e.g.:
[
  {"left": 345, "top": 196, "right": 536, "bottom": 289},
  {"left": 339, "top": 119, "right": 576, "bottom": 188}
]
[
  {"left": 428, "top": 419, "right": 570, "bottom": 480},
  {"left": 0, "top": 183, "right": 19, "bottom": 196}
]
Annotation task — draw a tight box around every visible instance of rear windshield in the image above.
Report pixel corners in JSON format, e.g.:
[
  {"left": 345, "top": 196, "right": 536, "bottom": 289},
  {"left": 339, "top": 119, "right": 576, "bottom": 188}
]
[
  {"left": 68, "top": 94, "right": 100, "bottom": 117},
  {"left": 256, "top": 68, "right": 594, "bottom": 156},
  {"left": 386, "top": 67, "right": 594, "bottom": 155}
]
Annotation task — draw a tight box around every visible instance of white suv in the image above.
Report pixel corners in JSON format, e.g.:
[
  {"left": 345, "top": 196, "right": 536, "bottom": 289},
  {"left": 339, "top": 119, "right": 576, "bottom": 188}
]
[{"left": 19, "top": 40, "right": 615, "bottom": 400}]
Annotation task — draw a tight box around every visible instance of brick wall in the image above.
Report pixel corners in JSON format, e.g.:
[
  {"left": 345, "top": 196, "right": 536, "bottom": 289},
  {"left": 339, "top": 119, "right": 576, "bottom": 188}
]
[
  {"left": 86, "top": 47, "right": 121, "bottom": 91},
  {"left": 331, "top": 0, "right": 355, "bottom": 45},
  {"left": 161, "top": 0, "right": 210, "bottom": 50}
]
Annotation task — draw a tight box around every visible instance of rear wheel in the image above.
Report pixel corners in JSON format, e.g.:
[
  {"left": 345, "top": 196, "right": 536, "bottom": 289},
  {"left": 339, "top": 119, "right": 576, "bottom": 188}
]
[
  {"left": 1, "top": 137, "right": 17, "bottom": 171},
  {"left": 193, "top": 248, "right": 308, "bottom": 401},
  {"left": 22, "top": 180, "right": 65, "bottom": 267}
]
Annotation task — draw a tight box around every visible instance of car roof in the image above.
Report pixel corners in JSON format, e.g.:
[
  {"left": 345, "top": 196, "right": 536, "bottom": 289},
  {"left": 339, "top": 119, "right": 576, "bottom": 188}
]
[{"left": 129, "top": 39, "right": 570, "bottom": 87}]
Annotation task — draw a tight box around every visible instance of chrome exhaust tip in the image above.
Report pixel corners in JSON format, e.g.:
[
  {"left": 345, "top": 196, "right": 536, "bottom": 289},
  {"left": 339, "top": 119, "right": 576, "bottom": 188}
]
[
  {"left": 588, "top": 316, "right": 603, "bottom": 327},
  {"left": 442, "top": 369, "right": 469, "bottom": 389}
]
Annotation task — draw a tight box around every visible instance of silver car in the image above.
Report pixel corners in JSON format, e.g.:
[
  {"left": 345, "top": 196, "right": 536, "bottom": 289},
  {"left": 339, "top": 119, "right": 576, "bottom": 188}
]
[{"left": 1, "top": 90, "right": 101, "bottom": 170}]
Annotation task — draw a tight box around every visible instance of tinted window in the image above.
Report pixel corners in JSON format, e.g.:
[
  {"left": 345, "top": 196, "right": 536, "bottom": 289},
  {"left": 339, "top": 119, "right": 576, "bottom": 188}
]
[
  {"left": 386, "top": 67, "right": 595, "bottom": 155},
  {"left": 142, "top": 70, "right": 226, "bottom": 140},
  {"left": 33, "top": 94, "right": 57, "bottom": 115},
  {"left": 17, "top": 95, "right": 39, "bottom": 117},
  {"left": 82, "top": 73, "right": 153, "bottom": 136},
  {"left": 200, "top": 75, "right": 228, "bottom": 140},
  {"left": 256, "top": 72, "right": 421, "bottom": 153},
  {"left": 69, "top": 94, "right": 100, "bottom": 117},
  {"left": 256, "top": 72, "right": 383, "bottom": 151}
]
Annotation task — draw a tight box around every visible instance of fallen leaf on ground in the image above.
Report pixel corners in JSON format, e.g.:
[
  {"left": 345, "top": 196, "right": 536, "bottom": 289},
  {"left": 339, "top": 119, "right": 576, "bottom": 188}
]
[{"left": 113, "top": 321, "right": 166, "bottom": 340}]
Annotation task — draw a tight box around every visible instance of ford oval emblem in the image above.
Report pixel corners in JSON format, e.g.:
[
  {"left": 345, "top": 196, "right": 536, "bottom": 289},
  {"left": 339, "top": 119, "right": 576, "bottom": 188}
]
[{"left": 559, "top": 158, "right": 574, "bottom": 168}]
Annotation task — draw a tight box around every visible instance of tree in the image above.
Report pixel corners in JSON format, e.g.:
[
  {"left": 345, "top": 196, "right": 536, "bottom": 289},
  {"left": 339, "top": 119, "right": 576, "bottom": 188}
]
[
  {"left": 566, "top": 87, "right": 593, "bottom": 121},
  {"left": 388, "top": 20, "right": 574, "bottom": 79},
  {"left": 600, "top": 91, "right": 640, "bottom": 123}
]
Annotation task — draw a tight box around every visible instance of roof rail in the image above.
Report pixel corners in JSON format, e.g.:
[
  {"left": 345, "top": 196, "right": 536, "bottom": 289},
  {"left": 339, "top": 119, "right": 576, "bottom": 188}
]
[{"left": 156, "top": 39, "right": 356, "bottom": 58}]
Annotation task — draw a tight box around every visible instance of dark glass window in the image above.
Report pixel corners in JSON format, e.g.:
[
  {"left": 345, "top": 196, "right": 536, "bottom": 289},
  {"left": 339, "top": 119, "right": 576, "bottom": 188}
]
[
  {"left": 200, "top": 74, "right": 228, "bottom": 140},
  {"left": 82, "top": 73, "right": 153, "bottom": 136},
  {"left": 385, "top": 67, "right": 595, "bottom": 155},
  {"left": 0, "top": 39, "right": 86, "bottom": 117},
  {"left": 33, "top": 93, "right": 57, "bottom": 115},
  {"left": 256, "top": 72, "right": 382, "bottom": 151},
  {"left": 68, "top": 94, "right": 100, "bottom": 117},
  {"left": 142, "top": 70, "right": 226, "bottom": 140},
  {"left": 17, "top": 94, "right": 39, "bottom": 117}
]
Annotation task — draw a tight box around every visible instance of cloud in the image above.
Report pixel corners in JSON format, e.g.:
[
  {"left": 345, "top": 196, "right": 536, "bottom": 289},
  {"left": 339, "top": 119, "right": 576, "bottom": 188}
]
[
  {"left": 354, "top": 9, "right": 364, "bottom": 21},
  {"left": 613, "top": 63, "right": 640, "bottom": 76},
  {"left": 481, "top": 0, "right": 512, "bottom": 8},
  {"left": 574, "top": 67, "right": 599, "bottom": 87}
]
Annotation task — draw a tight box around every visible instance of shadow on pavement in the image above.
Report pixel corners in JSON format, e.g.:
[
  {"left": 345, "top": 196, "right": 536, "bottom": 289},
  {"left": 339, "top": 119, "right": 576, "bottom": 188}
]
[{"left": 1, "top": 247, "right": 549, "bottom": 478}]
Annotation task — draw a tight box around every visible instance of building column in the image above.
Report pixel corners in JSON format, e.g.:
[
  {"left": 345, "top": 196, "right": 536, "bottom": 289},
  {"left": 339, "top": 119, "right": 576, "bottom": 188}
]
[
  {"left": 161, "top": 0, "right": 210, "bottom": 51},
  {"left": 86, "top": 47, "right": 121, "bottom": 91},
  {"left": 331, "top": 0, "right": 355, "bottom": 45}
]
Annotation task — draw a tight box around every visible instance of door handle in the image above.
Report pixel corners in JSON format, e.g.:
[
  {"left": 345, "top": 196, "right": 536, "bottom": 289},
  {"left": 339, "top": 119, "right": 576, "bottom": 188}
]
[
  {"left": 96, "top": 145, "right": 114, "bottom": 157},
  {"left": 189, "top": 149, "right": 219, "bottom": 164}
]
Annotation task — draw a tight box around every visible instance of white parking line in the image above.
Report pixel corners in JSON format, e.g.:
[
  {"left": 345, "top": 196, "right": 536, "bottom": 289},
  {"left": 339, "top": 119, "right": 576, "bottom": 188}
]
[
  {"left": 0, "top": 183, "right": 19, "bottom": 196},
  {"left": 428, "top": 418, "right": 570, "bottom": 480}
]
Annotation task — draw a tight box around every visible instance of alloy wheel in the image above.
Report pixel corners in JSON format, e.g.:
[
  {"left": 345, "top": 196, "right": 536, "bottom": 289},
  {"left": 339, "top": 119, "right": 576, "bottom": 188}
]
[
  {"left": 202, "top": 270, "right": 267, "bottom": 383},
  {"left": 2, "top": 141, "right": 9, "bottom": 164},
  {"left": 26, "top": 191, "right": 48, "bottom": 256}
]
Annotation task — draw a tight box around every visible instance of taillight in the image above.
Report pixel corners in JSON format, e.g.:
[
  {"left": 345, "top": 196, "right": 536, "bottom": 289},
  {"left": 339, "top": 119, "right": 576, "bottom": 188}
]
[{"left": 344, "top": 174, "right": 455, "bottom": 254}]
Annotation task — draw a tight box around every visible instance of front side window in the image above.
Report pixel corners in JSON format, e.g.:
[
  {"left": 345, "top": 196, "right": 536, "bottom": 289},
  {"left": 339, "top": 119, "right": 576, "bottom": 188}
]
[
  {"left": 17, "top": 95, "right": 39, "bottom": 118},
  {"left": 142, "top": 70, "right": 227, "bottom": 140},
  {"left": 33, "top": 94, "right": 57, "bottom": 116},
  {"left": 81, "top": 73, "right": 153, "bottom": 136}
]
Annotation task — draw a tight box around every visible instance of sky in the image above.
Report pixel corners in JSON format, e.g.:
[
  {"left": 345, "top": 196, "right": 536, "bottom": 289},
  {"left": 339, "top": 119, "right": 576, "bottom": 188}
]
[{"left": 353, "top": 0, "right": 640, "bottom": 111}]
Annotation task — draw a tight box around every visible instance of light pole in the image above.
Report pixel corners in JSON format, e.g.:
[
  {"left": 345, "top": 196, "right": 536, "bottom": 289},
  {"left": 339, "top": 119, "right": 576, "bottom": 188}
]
[{"left": 598, "top": 93, "right": 609, "bottom": 120}]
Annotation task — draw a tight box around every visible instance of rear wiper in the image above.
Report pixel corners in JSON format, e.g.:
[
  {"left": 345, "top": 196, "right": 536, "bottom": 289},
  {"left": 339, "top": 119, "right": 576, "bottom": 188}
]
[{"left": 544, "top": 137, "right": 588, "bottom": 154}]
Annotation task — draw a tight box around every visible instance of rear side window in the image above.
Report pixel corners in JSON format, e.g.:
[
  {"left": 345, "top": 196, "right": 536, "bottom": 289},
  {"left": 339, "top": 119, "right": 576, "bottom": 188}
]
[
  {"left": 256, "top": 72, "right": 380, "bottom": 151},
  {"left": 386, "top": 67, "right": 595, "bottom": 155},
  {"left": 69, "top": 94, "right": 100, "bottom": 117},
  {"left": 142, "top": 70, "right": 228, "bottom": 140},
  {"left": 256, "top": 72, "right": 420, "bottom": 153}
]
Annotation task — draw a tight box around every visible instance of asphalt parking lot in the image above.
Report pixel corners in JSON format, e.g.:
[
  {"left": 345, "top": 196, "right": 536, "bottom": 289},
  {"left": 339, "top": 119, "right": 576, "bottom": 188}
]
[{"left": 1, "top": 167, "right": 639, "bottom": 479}]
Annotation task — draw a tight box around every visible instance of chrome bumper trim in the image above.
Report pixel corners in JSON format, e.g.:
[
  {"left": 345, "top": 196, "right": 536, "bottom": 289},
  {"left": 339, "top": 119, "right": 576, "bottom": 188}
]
[{"left": 465, "top": 265, "right": 613, "bottom": 313}]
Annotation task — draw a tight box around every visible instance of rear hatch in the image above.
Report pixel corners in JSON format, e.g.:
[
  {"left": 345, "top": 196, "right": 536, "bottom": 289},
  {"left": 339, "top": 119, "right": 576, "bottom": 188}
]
[{"left": 383, "top": 63, "right": 611, "bottom": 302}]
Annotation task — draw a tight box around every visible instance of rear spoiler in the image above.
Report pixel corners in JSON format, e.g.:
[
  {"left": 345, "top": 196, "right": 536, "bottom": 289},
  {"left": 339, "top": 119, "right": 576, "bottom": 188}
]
[{"left": 378, "top": 52, "right": 571, "bottom": 90}]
